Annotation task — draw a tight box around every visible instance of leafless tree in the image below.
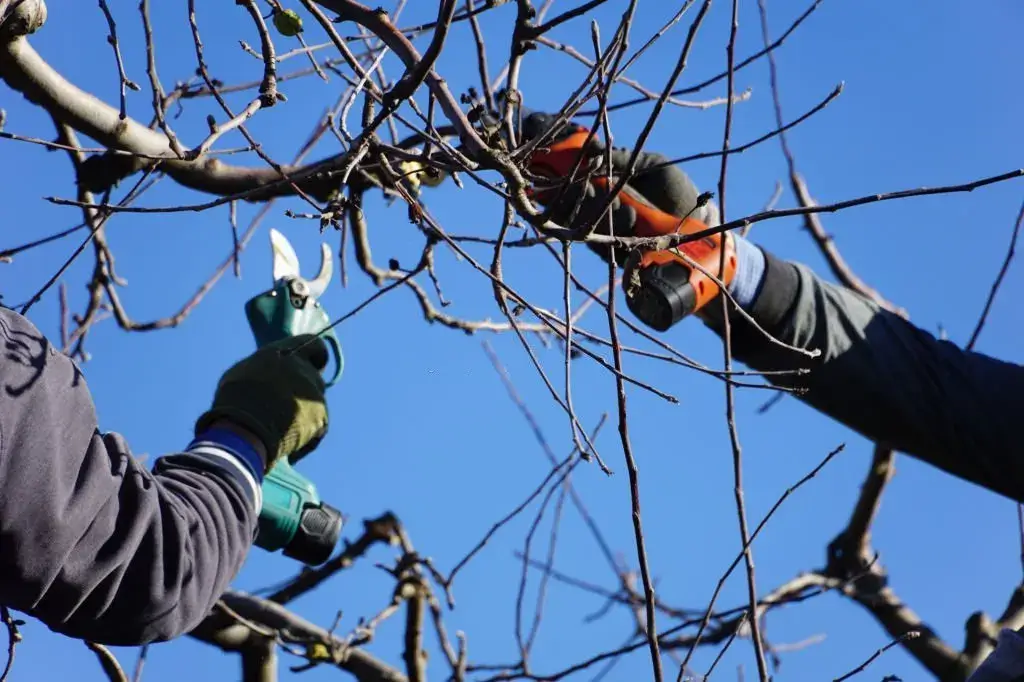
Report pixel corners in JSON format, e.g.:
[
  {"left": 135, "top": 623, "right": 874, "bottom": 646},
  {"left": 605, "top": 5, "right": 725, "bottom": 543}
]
[{"left": 1, "top": 1, "right": 1022, "bottom": 681}]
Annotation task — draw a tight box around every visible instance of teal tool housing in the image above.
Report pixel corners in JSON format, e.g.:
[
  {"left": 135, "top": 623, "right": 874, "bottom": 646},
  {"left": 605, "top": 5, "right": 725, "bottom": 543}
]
[{"left": 243, "top": 230, "right": 345, "bottom": 566}]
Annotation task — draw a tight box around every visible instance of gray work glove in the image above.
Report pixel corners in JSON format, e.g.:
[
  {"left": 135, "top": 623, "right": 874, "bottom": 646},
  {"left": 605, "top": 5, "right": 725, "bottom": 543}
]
[{"left": 523, "top": 112, "right": 719, "bottom": 266}]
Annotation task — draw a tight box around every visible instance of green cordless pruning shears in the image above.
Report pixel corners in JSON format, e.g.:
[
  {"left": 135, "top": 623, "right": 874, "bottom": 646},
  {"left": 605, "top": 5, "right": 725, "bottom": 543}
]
[{"left": 243, "top": 228, "right": 344, "bottom": 565}]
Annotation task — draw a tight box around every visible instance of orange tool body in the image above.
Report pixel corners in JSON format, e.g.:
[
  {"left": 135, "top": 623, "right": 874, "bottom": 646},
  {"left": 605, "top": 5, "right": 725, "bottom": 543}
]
[{"left": 525, "top": 125, "right": 737, "bottom": 331}]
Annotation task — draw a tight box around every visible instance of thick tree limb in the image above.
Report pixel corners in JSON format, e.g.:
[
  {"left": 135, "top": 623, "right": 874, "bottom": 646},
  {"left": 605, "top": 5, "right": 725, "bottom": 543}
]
[
  {"left": 190, "top": 591, "right": 408, "bottom": 682},
  {"left": 0, "top": 0, "right": 562, "bottom": 233},
  {"left": 402, "top": 579, "right": 428, "bottom": 682},
  {"left": 0, "top": 2, "right": 434, "bottom": 202}
]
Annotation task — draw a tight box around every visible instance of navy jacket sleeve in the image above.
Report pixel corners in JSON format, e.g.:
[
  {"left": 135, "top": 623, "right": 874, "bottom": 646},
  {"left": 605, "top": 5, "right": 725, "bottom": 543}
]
[
  {"left": 700, "top": 249, "right": 1024, "bottom": 503},
  {"left": 0, "top": 306, "right": 257, "bottom": 645}
]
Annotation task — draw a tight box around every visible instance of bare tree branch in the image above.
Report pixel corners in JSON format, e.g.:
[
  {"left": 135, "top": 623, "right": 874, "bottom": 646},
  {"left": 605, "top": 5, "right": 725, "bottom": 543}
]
[
  {"left": 833, "top": 631, "right": 920, "bottom": 682},
  {"left": 0, "top": 606, "right": 22, "bottom": 682},
  {"left": 966, "top": 198, "right": 1023, "bottom": 350},
  {"left": 85, "top": 641, "right": 129, "bottom": 682},
  {"left": 712, "top": 0, "right": 769, "bottom": 677},
  {"left": 191, "top": 591, "right": 408, "bottom": 682},
  {"left": 267, "top": 512, "right": 402, "bottom": 604}
]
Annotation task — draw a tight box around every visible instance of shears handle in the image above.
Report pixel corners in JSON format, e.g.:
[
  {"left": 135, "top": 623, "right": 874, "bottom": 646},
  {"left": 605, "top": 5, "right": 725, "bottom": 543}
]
[
  {"left": 526, "top": 127, "right": 736, "bottom": 330},
  {"left": 318, "top": 326, "right": 343, "bottom": 387},
  {"left": 244, "top": 281, "right": 344, "bottom": 387}
]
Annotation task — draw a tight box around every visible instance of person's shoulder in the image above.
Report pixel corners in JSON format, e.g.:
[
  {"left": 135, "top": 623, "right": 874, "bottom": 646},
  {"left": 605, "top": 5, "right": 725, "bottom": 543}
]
[
  {"left": 0, "top": 305, "right": 50, "bottom": 361},
  {"left": 0, "top": 305, "right": 52, "bottom": 348},
  {"left": 0, "top": 304, "right": 88, "bottom": 392}
]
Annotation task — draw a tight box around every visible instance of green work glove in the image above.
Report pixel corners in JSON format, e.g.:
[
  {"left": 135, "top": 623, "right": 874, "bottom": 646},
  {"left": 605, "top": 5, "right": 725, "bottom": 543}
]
[
  {"left": 523, "top": 113, "right": 718, "bottom": 266},
  {"left": 195, "top": 334, "right": 329, "bottom": 472}
]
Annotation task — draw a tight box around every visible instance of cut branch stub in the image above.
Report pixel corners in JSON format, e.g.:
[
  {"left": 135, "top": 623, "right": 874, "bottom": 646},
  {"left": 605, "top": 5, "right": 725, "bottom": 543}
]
[{"left": 0, "top": 0, "right": 47, "bottom": 41}]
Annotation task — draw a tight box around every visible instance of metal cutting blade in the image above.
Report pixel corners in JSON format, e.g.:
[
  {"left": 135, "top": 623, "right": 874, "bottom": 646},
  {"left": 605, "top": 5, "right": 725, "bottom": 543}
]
[
  {"left": 270, "top": 228, "right": 301, "bottom": 284},
  {"left": 268, "top": 227, "right": 334, "bottom": 298}
]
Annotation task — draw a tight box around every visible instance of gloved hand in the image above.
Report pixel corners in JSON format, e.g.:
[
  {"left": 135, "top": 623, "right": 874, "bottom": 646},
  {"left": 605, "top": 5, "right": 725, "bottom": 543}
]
[
  {"left": 521, "top": 112, "right": 720, "bottom": 266},
  {"left": 195, "top": 334, "right": 329, "bottom": 473}
]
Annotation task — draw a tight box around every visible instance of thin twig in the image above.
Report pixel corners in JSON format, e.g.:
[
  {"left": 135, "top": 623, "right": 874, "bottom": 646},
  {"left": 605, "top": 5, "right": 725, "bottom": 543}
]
[
  {"left": 0, "top": 606, "right": 22, "bottom": 682},
  {"left": 96, "top": 0, "right": 140, "bottom": 120},
  {"left": 139, "top": 0, "right": 183, "bottom": 157},
  {"left": 447, "top": 452, "right": 575, "bottom": 587},
  {"left": 465, "top": 0, "right": 495, "bottom": 113},
  {"left": 577, "top": 0, "right": 712, "bottom": 241},
  {"left": 680, "top": 443, "right": 846, "bottom": 671},
  {"left": 85, "top": 642, "right": 129, "bottom": 682},
  {"left": 649, "top": 83, "right": 843, "bottom": 171},
  {"left": 833, "top": 632, "right": 920, "bottom": 682},
  {"left": 586, "top": 0, "right": 828, "bottom": 115},
  {"left": 525, "top": 476, "right": 570, "bottom": 652},
  {"left": 561, "top": 241, "right": 587, "bottom": 460},
  {"left": 131, "top": 644, "right": 150, "bottom": 682},
  {"left": 966, "top": 198, "right": 1023, "bottom": 350},
  {"left": 483, "top": 340, "right": 621, "bottom": 576},
  {"left": 712, "top": 1, "right": 768, "bottom": 677},
  {"left": 590, "top": 12, "right": 664, "bottom": 681}
]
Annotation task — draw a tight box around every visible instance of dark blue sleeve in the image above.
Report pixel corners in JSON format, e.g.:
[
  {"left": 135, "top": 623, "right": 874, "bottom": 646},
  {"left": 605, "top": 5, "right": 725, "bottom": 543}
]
[
  {"left": 701, "top": 250, "right": 1024, "bottom": 503},
  {"left": 0, "top": 306, "right": 257, "bottom": 645}
]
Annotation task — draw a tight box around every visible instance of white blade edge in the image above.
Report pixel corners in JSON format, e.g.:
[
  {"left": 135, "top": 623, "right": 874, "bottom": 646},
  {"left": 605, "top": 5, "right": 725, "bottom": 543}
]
[
  {"left": 306, "top": 243, "right": 333, "bottom": 299},
  {"left": 270, "top": 228, "right": 301, "bottom": 283}
]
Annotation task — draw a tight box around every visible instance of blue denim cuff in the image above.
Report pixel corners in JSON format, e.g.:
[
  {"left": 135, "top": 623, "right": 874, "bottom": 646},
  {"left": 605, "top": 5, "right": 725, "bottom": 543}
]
[
  {"left": 728, "top": 234, "right": 767, "bottom": 311},
  {"left": 189, "top": 428, "right": 265, "bottom": 484}
]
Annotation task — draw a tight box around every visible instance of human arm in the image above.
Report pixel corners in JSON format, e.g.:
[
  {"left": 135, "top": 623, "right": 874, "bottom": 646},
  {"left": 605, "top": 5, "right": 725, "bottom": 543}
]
[
  {"left": 699, "top": 241, "right": 1024, "bottom": 502},
  {"left": 0, "top": 305, "right": 327, "bottom": 645},
  {"left": 529, "top": 122, "right": 1024, "bottom": 503}
]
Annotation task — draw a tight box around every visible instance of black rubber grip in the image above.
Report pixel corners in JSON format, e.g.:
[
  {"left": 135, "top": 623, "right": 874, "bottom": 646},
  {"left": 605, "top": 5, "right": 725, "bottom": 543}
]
[
  {"left": 283, "top": 502, "right": 344, "bottom": 566},
  {"left": 626, "top": 261, "right": 698, "bottom": 332}
]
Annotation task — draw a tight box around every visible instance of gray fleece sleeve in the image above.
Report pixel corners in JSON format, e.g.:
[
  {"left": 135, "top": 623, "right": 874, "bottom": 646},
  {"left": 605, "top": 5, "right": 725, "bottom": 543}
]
[
  {"left": 700, "top": 249, "right": 1024, "bottom": 503},
  {"left": 966, "top": 629, "right": 1024, "bottom": 682},
  {"left": 0, "top": 306, "right": 257, "bottom": 645}
]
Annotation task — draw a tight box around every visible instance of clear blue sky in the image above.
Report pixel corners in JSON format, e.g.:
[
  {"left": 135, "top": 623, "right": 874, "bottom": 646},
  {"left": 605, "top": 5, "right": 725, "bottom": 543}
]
[{"left": 2, "top": 1, "right": 1023, "bottom": 680}]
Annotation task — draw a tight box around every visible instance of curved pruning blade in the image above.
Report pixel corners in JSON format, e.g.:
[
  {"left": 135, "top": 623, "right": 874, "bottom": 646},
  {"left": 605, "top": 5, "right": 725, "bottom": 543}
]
[
  {"left": 306, "top": 243, "right": 334, "bottom": 299},
  {"left": 269, "top": 228, "right": 301, "bottom": 284}
]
